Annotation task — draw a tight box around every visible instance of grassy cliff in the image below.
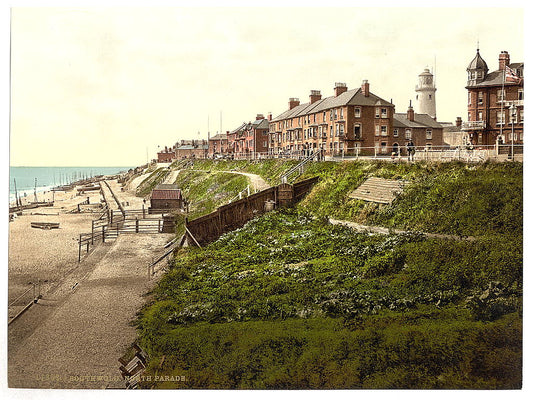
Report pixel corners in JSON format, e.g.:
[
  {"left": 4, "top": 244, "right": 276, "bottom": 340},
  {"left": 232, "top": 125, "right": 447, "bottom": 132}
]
[{"left": 134, "top": 160, "right": 522, "bottom": 389}]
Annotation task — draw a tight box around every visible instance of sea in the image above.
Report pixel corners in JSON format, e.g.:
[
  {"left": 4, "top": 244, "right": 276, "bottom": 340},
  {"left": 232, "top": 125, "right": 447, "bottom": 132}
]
[{"left": 8, "top": 166, "right": 133, "bottom": 203}]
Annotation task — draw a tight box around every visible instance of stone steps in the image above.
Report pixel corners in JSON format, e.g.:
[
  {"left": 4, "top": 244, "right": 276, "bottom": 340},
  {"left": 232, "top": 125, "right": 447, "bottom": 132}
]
[{"left": 349, "top": 177, "right": 406, "bottom": 204}]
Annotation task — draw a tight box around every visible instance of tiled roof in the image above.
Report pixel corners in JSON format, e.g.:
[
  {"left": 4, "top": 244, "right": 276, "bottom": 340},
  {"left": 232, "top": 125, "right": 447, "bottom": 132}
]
[
  {"left": 271, "top": 88, "right": 394, "bottom": 122},
  {"left": 394, "top": 113, "right": 443, "bottom": 129},
  {"left": 151, "top": 184, "right": 182, "bottom": 200},
  {"left": 466, "top": 63, "right": 524, "bottom": 88}
]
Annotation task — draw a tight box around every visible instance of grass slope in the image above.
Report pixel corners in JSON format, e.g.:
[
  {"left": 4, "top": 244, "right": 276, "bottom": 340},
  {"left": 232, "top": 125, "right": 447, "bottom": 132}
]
[{"left": 134, "top": 160, "right": 522, "bottom": 389}]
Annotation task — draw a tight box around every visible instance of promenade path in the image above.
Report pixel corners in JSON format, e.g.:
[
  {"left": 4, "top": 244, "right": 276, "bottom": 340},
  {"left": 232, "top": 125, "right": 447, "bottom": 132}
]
[
  {"left": 187, "top": 169, "right": 270, "bottom": 192},
  {"left": 8, "top": 232, "right": 172, "bottom": 389}
]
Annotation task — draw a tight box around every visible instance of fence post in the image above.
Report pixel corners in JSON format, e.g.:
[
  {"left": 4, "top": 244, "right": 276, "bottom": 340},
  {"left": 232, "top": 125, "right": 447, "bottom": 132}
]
[
  {"left": 136, "top": 218, "right": 139, "bottom": 233},
  {"left": 91, "top": 220, "right": 94, "bottom": 245},
  {"left": 158, "top": 219, "right": 161, "bottom": 233},
  {"left": 111, "top": 210, "right": 114, "bottom": 225},
  {"left": 143, "top": 204, "right": 146, "bottom": 219},
  {"left": 102, "top": 226, "right": 106, "bottom": 243},
  {"left": 78, "top": 234, "right": 82, "bottom": 262}
]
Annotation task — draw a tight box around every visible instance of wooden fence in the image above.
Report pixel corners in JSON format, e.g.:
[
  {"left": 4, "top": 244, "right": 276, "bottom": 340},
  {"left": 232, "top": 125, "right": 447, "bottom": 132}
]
[
  {"left": 185, "top": 176, "right": 318, "bottom": 247},
  {"left": 78, "top": 209, "right": 169, "bottom": 262}
]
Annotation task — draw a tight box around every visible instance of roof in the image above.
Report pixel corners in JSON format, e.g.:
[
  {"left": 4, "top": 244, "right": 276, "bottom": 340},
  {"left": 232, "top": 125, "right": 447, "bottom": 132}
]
[
  {"left": 176, "top": 144, "right": 209, "bottom": 150},
  {"left": 393, "top": 113, "right": 443, "bottom": 129},
  {"left": 466, "top": 63, "right": 524, "bottom": 88},
  {"left": 271, "top": 87, "right": 394, "bottom": 122},
  {"left": 151, "top": 184, "right": 182, "bottom": 200},
  {"left": 209, "top": 133, "right": 228, "bottom": 140},
  {"left": 252, "top": 119, "right": 269, "bottom": 129},
  {"left": 467, "top": 49, "right": 489, "bottom": 71}
]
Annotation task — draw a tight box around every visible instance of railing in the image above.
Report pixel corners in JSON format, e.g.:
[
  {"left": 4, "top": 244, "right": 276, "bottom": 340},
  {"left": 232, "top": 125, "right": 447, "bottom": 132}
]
[
  {"left": 280, "top": 150, "right": 318, "bottom": 184},
  {"left": 8, "top": 281, "right": 42, "bottom": 324}
]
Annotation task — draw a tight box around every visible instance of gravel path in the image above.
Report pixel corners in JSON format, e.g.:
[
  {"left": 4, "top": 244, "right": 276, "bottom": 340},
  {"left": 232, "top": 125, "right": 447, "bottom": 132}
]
[{"left": 8, "top": 233, "right": 173, "bottom": 389}]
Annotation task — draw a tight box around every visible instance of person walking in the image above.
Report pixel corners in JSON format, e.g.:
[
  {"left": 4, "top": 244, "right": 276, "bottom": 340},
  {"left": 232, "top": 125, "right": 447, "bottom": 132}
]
[{"left": 407, "top": 140, "right": 415, "bottom": 161}]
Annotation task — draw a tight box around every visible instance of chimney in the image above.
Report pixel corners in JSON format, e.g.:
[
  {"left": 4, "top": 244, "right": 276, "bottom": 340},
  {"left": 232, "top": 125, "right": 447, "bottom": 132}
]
[
  {"left": 456, "top": 117, "right": 463, "bottom": 127},
  {"left": 499, "top": 51, "right": 510, "bottom": 71},
  {"left": 361, "top": 80, "right": 370, "bottom": 97},
  {"left": 407, "top": 100, "right": 415, "bottom": 122},
  {"left": 289, "top": 97, "right": 300, "bottom": 110},
  {"left": 256, "top": 113, "right": 264, "bottom": 120},
  {"left": 310, "top": 90, "right": 322, "bottom": 104},
  {"left": 268, "top": 112, "right": 272, "bottom": 121},
  {"left": 334, "top": 82, "right": 347, "bottom": 97}
]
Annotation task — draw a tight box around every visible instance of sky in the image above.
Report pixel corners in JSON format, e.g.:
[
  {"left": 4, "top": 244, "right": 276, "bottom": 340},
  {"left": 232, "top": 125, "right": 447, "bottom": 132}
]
[{"left": 6, "top": 2, "right": 526, "bottom": 167}]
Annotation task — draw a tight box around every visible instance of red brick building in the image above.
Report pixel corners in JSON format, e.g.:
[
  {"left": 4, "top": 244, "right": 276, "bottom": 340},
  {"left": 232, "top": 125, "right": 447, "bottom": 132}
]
[
  {"left": 228, "top": 114, "right": 270, "bottom": 158},
  {"left": 393, "top": 102, "right": 444, "bottom": 154},
  {"left": 157, "top": 146, "right": 175, "bottom": 163},
  {"left": 463, "top": 50, "right": 524, "bottom": 145},
  {"left": 268, "top": 81, "right": 396, "bottom": 156},
  {"left": 174, "top": 139, "right": 209, "bottom": 159},
  {"left": 208, "top": 133, "right": 229, "bottom": 158}
]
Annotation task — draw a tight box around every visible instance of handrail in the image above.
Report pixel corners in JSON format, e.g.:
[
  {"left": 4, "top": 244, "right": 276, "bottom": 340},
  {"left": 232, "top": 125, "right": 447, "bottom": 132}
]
[{"left": 280, "top": 150, "right": 317, "bottom": 184}]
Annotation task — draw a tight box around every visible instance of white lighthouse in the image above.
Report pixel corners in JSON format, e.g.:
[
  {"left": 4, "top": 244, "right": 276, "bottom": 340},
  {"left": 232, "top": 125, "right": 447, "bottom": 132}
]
[{"left": 415, "top": 68, "right": 437, "bottom": 120}]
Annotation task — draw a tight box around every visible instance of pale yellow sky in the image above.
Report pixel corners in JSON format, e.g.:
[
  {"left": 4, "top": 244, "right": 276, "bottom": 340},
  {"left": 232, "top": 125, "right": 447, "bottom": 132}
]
[{"left": 9, "top": 5, "right": 525, "bottom": 166}]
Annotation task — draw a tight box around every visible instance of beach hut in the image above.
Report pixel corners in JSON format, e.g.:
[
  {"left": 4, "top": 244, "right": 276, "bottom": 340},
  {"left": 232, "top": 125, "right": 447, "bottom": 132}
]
[{"left": 149, "top": 184, "right": 183, "bottom": 214}]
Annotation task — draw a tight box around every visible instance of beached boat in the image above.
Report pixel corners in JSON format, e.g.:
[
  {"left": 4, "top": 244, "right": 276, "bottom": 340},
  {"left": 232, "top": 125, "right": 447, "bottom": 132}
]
[{"left": 30, "top": 221, "right": 60, "bottom": 230}]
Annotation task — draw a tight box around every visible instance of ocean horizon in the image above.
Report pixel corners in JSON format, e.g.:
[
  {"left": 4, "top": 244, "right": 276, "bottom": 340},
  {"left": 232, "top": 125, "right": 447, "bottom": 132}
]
[{"left": 9, "top": 166, "right": 133, "bottom": 202}]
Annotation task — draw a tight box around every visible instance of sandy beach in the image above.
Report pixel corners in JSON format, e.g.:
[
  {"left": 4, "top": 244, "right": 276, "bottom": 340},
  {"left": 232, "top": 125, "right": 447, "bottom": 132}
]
[{"left": 8, "top": 172, "right": 175, "bottom": 388}]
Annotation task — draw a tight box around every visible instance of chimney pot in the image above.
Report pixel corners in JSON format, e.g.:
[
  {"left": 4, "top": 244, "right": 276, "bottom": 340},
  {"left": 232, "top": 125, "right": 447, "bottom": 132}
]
[
  {"left": 407, "top": 101, "right": 415, "bottom": 122},
  {"left": 310, "top": 90, "right": 322, "bottom": 104},
  {"left": 334, "top": 82, "right": 347, "bottom": 97},
  {"left": 499, "top": 51, "right": 510, "bottom": 71},
  {"left": 361, "top": 80, "right": 370, "bottom": 97},
  {"left": 289, "top": 98, "right": 300, "bottom": 110}
]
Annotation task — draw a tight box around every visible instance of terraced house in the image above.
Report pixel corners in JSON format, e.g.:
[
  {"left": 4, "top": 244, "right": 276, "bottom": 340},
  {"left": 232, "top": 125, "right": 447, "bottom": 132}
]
[
  {"left": 268, "top": 81, "right": 396, "bottom": 156},
  {"left": 228, "top": 114, "right": 270, "bottom": 158}
]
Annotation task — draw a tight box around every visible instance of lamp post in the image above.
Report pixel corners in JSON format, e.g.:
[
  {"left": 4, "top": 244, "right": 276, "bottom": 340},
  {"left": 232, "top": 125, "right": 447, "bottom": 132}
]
[{"left": 510, "top": 104, "right": 517, "bottom": 161}]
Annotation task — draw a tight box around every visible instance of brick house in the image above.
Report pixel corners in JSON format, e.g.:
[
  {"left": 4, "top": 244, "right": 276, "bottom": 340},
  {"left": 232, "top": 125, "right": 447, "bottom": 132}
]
[
  {"left": 463, "top": 50, "right": 524, "bottom": 146},
  {"left": 268, "top": 81, "right": 395, "bottom": 156},
  {"left": 174, "top": 139, "right": 209, "bottom": 159},
  {"left": 228, "top": 114, "right": 270, "bottom": 158},
  {"left": 392, "top": 102, "right": 444, "bottom": 154},
  {"left": 208, "top": 133, "right": 229, "bottom": 158},
  {"left": 157, "top": 146, "right": 175, "bottom": 163}
]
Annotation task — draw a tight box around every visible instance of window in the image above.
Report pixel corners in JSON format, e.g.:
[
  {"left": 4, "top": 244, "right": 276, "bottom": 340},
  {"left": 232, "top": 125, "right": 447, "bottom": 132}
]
[
  {"left": 375, "top": 107, "right": 380, "bottom": 118},
  {"left": 497, "top": 110, "right": 506, "bottom": 125},
  {"left": 518, "top": 89, "right": 524, "bottom": 101},
  {"left": 323, "top": 111, "right": 326, "bottom": 121},
  {"left": 478, "top": 92, "right": 483, "bottom": 105},
  {"left": 426, "top": 129, "right": 432, "bottom": 140},
  {"left": 426, "top": 143, "right": 432, "bottom": 150},
  {"left": 381, "top": 126, "right": 387, "bottom": 136},
  {"left": 354, "top": 125, "right": 361, "bottom": 139},
  {"left": 263, "top": 141, "right": 267, "bottom": 147},
  {"left": 339, "top": 124, "right": 344, "bottom": 136},
  {"left": 355, "top": 107, "right": 361, "bottom": 118},
  {"left": 405, "top": 129, "right": 412, "bottom": 139},
  {"left": 375, "top": 125, "right": 380, "bottom": 136},
  {"left": 330, "top": 126, "right": 333, "bottom": 138},
  {"left": 468, "top": 92, "right": 472, "bottom": 105},
  {"left": 497, "top": 89, "right": 506, "bottom": 102},
  {"left": 334, "top": 109, "right": 338, "bottom": 120},
  {"left": 381, "top": 108, "right": 388, "bottom": 118},
  {"left": 519, "top": 110, "right": 524, "bottom": 123},
  {"left": 477, "top": 111, "right": 483, "bottom": 121},
  {"left": 340, "top": 108, "right": 344, "bottom": 119},
  {"left": 393, "top": 128, "right": 399, "bottom": 137}
]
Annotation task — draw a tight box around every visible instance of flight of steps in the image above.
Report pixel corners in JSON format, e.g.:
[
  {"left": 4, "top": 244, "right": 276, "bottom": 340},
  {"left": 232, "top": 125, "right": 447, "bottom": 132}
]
[{"left": 348, "top": 177, "right": 407, "bottom": 204}]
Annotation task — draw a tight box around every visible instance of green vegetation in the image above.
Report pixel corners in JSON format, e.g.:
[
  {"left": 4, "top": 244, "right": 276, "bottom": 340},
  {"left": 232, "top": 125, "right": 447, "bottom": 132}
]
[
  {"left": 173, "top": 170, "right": 250, "bottom": 220},
  {"left": 134, "top": 160, "right": 522, "bottom": 389},
  {"left": 136, "top": 168, "right": 169, "bottom": 197}
]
